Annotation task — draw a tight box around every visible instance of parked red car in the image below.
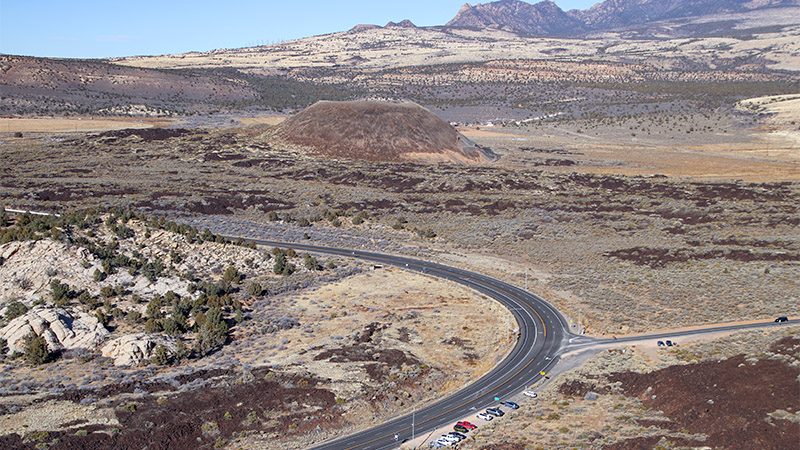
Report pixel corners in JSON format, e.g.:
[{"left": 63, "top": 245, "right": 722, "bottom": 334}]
[{"left": 456, "top": 421, "right": 478, "bottom": 430}]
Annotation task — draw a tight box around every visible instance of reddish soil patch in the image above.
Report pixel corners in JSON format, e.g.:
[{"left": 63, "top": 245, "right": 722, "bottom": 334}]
[
  {"left": 769, "top": 336, "right": 800, "bottom": 356},
  {"left": 558, "top": 379, "right": 607, "bottom": 398},
  {"left": 605, "top": 246, "right": 799, "bottom": 268},
  {"left": 532, "top": 158, "right": 577, "bottom": 167},
  {"left": 479, "top": 443, "right": 526, "bottom": 450},
  {"left": 314, "top": 322, "right": 421, "bottom": 381},
  {"left": 566, "top": 174, "right": 794, "bottom": 203},
  {"left": 96, "top": 128, "right": 195, "bottom": 142},
  {"left": 603, "top": 435, "right": 700, "bottom": 450},
  {"left": 138, "top": 191, "right": 295, "bottom": 215},
  {"left": 4, "top": 369, "right": 341, "bottom": 450},
  {"left": 55, "top": 380, "right": 177, "bottom": 403},
  {"left": 608, "top": 355, "right": 800, "bottom": 450},
  {"left": 315, "top": 346, "right": 419, "bottom": 379}
]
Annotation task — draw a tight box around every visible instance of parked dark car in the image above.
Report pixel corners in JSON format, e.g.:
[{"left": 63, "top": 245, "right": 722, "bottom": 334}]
[
  {"left": 486, "top": 407, "right": 505, "bottom": 417},
  {"left": 500, "top": 401, "right": 520, "bottom": 409},
  {"left": 448, "top": 431, "right": 468, "bottom": 440}
]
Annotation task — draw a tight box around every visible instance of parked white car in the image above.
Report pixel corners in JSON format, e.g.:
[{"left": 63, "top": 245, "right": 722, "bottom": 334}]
[
  {"left": 477, "top": 412, "right": 494, "bottom": 421},
  {"left": 441, "top": 435, "right": 461, "bottom": 444},
  {"left": 523, "top": 390, "right": 538, "bottom": 398}
]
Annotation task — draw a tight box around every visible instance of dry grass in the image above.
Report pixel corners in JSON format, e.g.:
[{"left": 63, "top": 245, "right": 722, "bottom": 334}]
[{"left": 0, "top": 117, "right": 171, "bottom": 133}]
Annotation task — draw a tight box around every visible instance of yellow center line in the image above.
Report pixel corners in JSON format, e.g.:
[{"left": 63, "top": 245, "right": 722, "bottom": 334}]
[{"left": 344, "top": 306, "right": 552, "bottom": 449}]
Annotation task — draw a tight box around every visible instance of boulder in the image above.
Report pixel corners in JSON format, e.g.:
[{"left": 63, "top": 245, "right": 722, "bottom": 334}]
[
  {"left": 0, "top": 306, "right": 109, "bottom": 354},
  {"left": 101, "top": 333, "right": 177, "bottom": 366}
]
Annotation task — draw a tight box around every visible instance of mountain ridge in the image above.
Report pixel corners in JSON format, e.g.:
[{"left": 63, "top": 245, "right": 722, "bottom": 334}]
[{"left": 445, "top": 0, "right": 800, "bottom": 36}]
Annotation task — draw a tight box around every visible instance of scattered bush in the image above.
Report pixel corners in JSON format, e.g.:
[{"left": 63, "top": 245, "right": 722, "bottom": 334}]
[
  {"left": 151, "top": 344, "right": 171, "bottom": 365},
  {"left": 23, "top": 332, "right": 52, "bottom": 365},
  {"left": 303, "top": 254, "right": 322, "bottom": 271},
  {"left": 222, "top": 265, "right": 242, "bottom": 284},
  {"left": 246, "top": 282, "right": 264, "bottom": 297},
  {"left": 352, "top": 211, "right": 367, "bottom": 225},
  {"left": 195, "top": 306, "right": 228, "bottom": 355},
  {"left": 50, "top": 279, "right": 71, "bottom": 304},
  {"left": 273, "top": 253, "right": 289, "bottom": 275},
  {"left": 4, "top": 300, "right": 28, "bottom": 321}
]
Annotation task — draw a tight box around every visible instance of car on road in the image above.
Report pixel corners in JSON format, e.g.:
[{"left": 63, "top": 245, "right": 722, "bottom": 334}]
[
  {"left": 486, "top": 407, "right": 505, "bottom": 417},
  {"left": 657, "top": 340, "right": 665, "bottom": 347},
  {"left": 775, "top": 316, "right": 789, "bottom": 323},
  {"left": 457, "top": 420, "right": 478, "bottom": 430},
  {"left": 501, "top": 401, "right": 520, "bottom": 409},
  {"left": 477, "top": 412, "right": 494, "bottom": 421},
  {"left": 523, "top": 390, "right": 538, "bottom": 398},
  {"left": 453, "top": 424, "right": 469, "bottom": 433}
]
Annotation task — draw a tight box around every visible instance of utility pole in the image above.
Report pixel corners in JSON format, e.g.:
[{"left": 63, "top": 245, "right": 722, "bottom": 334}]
[{"left": 524, "top": 268, "right": 528, "bottom": 290}]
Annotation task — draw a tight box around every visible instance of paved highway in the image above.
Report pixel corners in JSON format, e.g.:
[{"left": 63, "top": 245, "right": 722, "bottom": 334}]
[
  {"left": 249, "top": 239, "right": 570, "bottom": 450},
  {"left": 242, "top": 239, "right": 798, "bottom": 450}
]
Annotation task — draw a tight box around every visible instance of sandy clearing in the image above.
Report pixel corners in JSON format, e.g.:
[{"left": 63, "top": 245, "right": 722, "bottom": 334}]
[
  {"left": 231, "top": 266, "right": 517, "bottom": 389},
  {"left": 738, "top": 94, "right": 800, "bottom": 149},
  {"left": 0, "top": 400, "right": 118, "bottom": 435},
  {"left": 471, "top": 124, "right": 800, "bottom": 181},
  {"left": 459, "top": 126, "right": 526, "bottom": 139}
]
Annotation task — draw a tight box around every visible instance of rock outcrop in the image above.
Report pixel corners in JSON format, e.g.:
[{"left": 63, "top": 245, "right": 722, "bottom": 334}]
[
  {"left": 100, "top": 333, "right": 177, "bottom": 366},
  {"left": 0, "top": 240, "right": 100, "bottom": 302},
  {"left": 1, "top": 306, "right": 109, "bottom": 354}
]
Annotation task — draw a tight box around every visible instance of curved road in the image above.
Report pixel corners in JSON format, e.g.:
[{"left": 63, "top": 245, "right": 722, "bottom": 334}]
[
  {"left": 250, "top": 239, "right": 570, "bottom": 450},
  {"left": 243, "top": 239, "right": 798, "bottom": 450}
]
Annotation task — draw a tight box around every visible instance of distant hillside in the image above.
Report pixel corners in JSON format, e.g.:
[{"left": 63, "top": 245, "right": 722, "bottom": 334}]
[
  {"left": 0, "top": 55, "right": 360, "bottom": 116},
  {"left": 270, "top": 100, "right": 498, "bottom": 164},
  {"left": 0, "top": 55, "right": 259, "bottom": 116},
  {"left": 446, "top": 0, "right": 800, "bottom": 36}
]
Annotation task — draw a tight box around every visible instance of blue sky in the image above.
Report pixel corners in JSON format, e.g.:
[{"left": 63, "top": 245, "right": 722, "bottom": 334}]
[{"left": 0, "top": 1, "right": 598, "bottom": 58}]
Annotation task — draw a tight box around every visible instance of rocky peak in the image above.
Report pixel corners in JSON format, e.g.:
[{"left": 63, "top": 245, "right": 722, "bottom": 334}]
[
  {"left": 385, "top": 19, "right": 417, "bottom": 28},
  {"left": 446, "top": 0, "right": 799, "bottom": 35},
  {"left": 572, "top": 0, "right": 800, "bottom": 30},
  {"left": 446, "top": 0, "right": 585, "bottom": 36}
]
